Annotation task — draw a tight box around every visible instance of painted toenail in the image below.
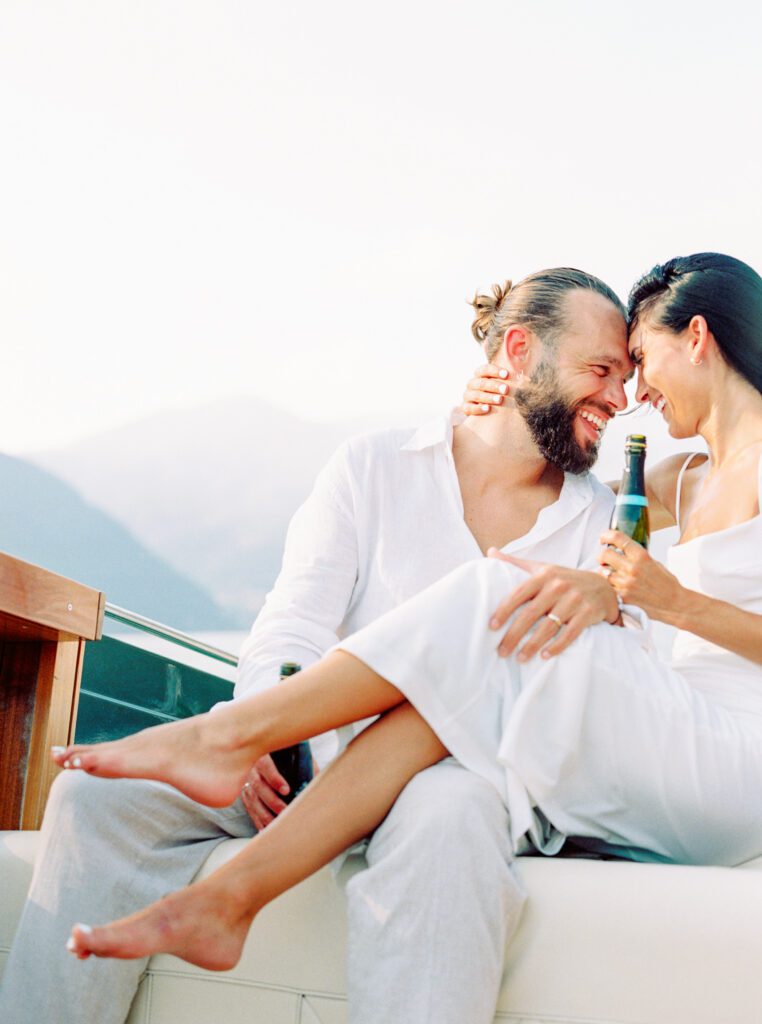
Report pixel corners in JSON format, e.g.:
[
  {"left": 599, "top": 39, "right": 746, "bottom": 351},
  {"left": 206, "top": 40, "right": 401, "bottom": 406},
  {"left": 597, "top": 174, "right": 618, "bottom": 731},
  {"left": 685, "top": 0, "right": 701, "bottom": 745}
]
[
  {"left": 51, "top": 746, "right": 65, "bottom": 756},
  {"left": 72, "top": 757, "right": 82, "bottom": 768},
  {"left": 63, "top": 760, "right": 71, "bottom": 769},
  {"left": 66, "top": 937, "right": 76, "bottom": 952},
  {"left": 75, "top": 922, "right": 93, "bottom": 934}
]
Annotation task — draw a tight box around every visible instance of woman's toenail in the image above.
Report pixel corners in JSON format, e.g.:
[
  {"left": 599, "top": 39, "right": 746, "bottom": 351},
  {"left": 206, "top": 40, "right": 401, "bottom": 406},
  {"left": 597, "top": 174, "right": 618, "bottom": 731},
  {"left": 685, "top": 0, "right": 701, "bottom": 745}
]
[{"left": 72, "top": 757, "right": 82, "bottom": 768}]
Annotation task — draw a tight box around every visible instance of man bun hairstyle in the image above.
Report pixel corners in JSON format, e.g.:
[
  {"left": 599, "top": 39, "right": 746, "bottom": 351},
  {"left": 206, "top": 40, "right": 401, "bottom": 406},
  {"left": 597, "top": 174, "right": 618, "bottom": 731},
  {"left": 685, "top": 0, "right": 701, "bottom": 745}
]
[
  {"left": 628, "top": 253, "right": 762, "bottom": 395},
  {"left": 469, "top": 268, "right": 625, "bottom": 361},
  {"left": 470, "top": 281, "right": 513, "bottom": 345}
]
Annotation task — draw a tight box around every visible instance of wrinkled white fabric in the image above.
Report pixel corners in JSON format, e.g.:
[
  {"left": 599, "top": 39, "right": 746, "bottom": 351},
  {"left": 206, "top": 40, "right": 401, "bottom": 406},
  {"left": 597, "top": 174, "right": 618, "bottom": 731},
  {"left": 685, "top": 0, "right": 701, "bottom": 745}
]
[
  {"left": 667, "top": 454, "right": 762, "bottom": 717},
  {"left": 339, "top": 546, "right": 762, "bottom": 866}
]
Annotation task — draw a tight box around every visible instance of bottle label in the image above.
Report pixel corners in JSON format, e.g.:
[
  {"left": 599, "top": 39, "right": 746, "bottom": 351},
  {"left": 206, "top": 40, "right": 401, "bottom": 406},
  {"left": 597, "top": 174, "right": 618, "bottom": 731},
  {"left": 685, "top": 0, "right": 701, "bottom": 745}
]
[{"left": 615, "top": 494, "right": 648, "bottom": 506}]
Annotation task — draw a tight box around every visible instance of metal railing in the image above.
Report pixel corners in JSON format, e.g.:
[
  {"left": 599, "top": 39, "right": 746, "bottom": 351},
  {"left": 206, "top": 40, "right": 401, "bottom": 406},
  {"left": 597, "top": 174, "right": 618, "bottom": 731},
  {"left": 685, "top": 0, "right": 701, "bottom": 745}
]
[{"left": 104, "top": 603, "right": 239, "bottom": 667}]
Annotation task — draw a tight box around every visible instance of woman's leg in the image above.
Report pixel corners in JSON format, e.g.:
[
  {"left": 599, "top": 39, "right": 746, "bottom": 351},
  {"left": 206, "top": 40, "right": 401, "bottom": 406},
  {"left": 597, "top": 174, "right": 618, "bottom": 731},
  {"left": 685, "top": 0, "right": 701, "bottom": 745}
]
[
  {"left": 67, "top": 701, "right": 450, "bottom": 967},
  {"left": 53, "top": 651, "right": 404, "bottom": 807}
]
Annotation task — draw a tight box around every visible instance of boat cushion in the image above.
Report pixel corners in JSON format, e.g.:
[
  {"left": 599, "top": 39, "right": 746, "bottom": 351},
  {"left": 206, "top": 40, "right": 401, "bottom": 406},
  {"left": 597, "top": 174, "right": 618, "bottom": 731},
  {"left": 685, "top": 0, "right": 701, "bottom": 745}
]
[{"left": 2, "top": 833, "right": 762, "bottom": 1024}]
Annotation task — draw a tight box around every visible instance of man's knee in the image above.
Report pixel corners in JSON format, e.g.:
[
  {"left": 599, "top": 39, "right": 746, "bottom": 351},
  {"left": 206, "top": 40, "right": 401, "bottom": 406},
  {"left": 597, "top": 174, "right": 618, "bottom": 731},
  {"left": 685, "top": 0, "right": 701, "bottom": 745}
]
[
  {"left": 349, "top": 762, "right": 522, "bottom": 949},
  {"left": 46, "top": 769, "right": 100, "bottom": 824},
  {"left": 45, "top": 770, "right": 150, "bottom": 832},
  {"left": 368, "top": 761, "right": 510, "bottom": 863}
]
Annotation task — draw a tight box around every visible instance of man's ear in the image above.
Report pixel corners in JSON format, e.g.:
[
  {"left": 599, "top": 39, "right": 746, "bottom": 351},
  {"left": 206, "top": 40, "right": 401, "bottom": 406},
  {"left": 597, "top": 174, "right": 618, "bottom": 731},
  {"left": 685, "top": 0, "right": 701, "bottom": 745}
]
[{"left": 501, "top": 326, "right": 532, "bottom": 379}]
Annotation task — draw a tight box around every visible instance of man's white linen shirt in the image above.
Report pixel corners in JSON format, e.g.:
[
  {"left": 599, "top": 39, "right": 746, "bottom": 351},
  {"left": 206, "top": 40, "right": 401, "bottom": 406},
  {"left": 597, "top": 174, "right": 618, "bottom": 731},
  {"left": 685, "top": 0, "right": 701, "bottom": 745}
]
[{"left": 236, "top": 411, "right": 620, "bottom": 767}]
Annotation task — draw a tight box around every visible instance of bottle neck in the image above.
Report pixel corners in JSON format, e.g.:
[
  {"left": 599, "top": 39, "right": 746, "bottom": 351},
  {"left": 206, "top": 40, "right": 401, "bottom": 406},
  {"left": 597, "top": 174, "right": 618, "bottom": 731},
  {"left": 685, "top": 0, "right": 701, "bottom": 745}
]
[{"left": 621, "top": 450, "right": 646, "bottom": 494}]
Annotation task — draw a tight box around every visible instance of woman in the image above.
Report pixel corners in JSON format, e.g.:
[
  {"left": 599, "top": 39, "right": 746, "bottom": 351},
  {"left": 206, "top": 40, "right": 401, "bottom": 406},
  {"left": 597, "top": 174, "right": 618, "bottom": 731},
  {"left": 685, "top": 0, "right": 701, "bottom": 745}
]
[{"left": 56, "top": 252, "right": 762, "bottom": 972}]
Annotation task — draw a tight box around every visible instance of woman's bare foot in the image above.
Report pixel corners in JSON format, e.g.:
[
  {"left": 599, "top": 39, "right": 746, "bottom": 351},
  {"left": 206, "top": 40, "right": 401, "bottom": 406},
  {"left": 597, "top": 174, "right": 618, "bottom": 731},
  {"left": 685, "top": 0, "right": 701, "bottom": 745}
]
[
  {"left": 50, "top": 711, "right": 260, "bottom": 807},
  {"left": 65, "top": 877, "right": 256, "bottom": 971}
]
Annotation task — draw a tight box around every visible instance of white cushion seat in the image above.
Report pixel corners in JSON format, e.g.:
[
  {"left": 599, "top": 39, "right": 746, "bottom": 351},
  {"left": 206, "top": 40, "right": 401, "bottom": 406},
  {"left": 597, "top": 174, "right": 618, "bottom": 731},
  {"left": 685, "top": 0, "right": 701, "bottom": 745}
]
[{"left": 2, "top": 832, "right": 762, "bottom": 1024}]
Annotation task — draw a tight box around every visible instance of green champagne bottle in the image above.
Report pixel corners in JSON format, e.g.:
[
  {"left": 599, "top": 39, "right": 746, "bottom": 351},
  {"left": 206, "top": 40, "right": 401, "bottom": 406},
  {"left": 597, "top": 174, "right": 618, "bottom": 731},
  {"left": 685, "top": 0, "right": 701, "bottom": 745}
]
[
  {"left": 271, "top": 662, "right": 314, "bottom": 803},
  {"left": 610, "top": 434, "right": 650, "bottom": 549}
]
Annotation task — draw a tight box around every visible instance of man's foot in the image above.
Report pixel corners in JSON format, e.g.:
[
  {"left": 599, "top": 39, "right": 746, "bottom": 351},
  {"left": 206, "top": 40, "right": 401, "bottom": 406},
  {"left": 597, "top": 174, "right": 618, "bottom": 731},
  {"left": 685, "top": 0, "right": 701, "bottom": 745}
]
[
  {"left": 65, "top": 878, "right": 256, "bottom": 971},
  {"left": 50, "top": 713, "right": 258, "bottom": 807}
]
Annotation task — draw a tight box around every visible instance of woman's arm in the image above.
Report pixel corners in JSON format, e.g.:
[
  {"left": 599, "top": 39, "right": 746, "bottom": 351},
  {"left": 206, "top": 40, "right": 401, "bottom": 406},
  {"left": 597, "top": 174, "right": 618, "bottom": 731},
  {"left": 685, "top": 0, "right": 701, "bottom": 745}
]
[
  {"left": 599, "top": 528, "right": 762, "bottom": 665},
  {"left": 671, "top": 590, "right": 762, "bottom": 666}
]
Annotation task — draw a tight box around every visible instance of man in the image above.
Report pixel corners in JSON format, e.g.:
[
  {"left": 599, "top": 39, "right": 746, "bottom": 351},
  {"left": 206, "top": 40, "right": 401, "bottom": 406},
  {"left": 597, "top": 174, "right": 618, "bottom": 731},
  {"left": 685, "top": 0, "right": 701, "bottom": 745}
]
[{"left": 0, "top": 268, "right": 633, "bottom": 1024}]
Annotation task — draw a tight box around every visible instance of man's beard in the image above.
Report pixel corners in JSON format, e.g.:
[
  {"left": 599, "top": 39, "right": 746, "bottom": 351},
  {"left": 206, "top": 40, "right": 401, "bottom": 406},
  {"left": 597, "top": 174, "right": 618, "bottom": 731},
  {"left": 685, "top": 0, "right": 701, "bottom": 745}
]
[{"left": 513, "top": 360, "right": 600, "bottom": 474}]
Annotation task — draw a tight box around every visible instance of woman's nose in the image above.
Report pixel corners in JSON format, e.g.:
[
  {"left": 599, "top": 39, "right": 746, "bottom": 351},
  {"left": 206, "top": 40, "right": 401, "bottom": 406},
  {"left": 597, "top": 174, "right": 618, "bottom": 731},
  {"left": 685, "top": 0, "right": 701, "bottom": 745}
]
[{"left": 635, "top": 366, "right": 649, "bottom": 405}]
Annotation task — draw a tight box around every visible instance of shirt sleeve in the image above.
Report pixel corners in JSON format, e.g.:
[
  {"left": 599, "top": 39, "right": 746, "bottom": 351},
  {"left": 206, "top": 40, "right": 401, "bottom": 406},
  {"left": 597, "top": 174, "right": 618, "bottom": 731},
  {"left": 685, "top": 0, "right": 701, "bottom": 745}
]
[{"left": 233, "top": 442, "right": 360, "bottom": 765}]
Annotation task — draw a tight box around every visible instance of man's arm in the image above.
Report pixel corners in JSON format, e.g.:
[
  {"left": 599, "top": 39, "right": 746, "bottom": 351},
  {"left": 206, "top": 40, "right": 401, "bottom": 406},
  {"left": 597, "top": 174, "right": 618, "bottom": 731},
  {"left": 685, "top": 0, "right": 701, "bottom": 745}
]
[
  {"left": 233, "top": 441, "right": 361, "bottom": 828},
  {"left": 236, "top": 440, "right": 360, "bottom": 741}
]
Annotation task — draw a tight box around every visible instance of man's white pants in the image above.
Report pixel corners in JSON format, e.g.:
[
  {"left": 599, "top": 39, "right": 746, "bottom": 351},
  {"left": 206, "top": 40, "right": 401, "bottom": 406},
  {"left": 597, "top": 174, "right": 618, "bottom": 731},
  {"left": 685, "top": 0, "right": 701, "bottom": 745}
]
[
  {"left": 0, "top": 770, "right": 255, "bottom": 1024},
  {"left": 0, "top": 760, "right": 524, "bottom": 1024},
  {"left": 346, "top": 759, "right": 526, "bottom": 1024}
]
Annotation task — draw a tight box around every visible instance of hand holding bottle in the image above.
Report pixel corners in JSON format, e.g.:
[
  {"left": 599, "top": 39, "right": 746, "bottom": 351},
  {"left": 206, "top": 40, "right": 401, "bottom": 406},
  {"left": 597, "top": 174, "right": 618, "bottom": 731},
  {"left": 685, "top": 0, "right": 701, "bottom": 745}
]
[
  {"left": 598, "top": 529, "right": 685, "bottom": 622},
  {"left": 241, "top": 662, "right": 315, "bottom": 829},
  {"left": 240, "top": 754, "right": 292, "bottom": 830}
]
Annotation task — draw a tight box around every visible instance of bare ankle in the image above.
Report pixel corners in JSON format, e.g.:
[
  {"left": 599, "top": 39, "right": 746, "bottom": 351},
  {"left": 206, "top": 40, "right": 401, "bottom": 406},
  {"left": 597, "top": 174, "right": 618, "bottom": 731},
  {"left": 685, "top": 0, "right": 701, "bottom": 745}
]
[
  {"left": 217, "top": 695, "right": 275, "bottom": 759},
  {"left": 203, "top": 859, "right": 267, "bottom": 921}
]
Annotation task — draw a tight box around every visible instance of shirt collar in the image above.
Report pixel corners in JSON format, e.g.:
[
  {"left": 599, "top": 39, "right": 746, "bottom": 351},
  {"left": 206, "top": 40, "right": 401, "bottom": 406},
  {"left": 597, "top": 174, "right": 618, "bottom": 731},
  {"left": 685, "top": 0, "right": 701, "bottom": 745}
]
[
  {"left": 400, "top": 408, "right": 465, "bottom": 453},
  {"left": 508, "top": 469, "right": 595, "bottom": 553},
  {"left": 400, "top": 408, "right": 598, "bottom": 546}
]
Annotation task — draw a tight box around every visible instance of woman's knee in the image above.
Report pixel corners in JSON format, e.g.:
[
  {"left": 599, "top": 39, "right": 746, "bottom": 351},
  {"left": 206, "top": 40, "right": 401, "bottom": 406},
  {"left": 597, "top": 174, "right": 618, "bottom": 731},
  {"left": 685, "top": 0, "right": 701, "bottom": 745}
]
[{"left": 458, "top": 556, "right": 529, "bottom": 608}]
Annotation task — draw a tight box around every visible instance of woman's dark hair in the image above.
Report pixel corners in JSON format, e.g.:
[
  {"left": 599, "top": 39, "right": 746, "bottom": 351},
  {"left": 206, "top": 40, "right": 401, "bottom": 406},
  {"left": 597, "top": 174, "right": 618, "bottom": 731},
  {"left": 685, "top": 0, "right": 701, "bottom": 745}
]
[
  {"left": 470, "top": 268, "right": 626, "bottom": 361},
  {"left": 628, "top": 253, "right": 762, "bottom": 394}
]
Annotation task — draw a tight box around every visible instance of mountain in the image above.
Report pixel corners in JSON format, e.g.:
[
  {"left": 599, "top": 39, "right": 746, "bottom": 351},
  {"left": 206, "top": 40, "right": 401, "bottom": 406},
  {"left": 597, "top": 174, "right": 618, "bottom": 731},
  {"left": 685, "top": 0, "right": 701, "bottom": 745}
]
[
  {"left": 0, "top": 452, "right": 235, "bottom": 629},
  {"left": 29, "top": 398, "right": 403, "bottom": 623}
]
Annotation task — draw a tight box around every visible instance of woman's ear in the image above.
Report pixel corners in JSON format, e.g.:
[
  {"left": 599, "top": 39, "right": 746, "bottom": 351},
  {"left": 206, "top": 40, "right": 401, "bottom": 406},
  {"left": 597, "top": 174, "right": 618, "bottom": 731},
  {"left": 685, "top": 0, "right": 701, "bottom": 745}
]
[{"left": 688, "top": 314, "right": 710, "bottom": 366}]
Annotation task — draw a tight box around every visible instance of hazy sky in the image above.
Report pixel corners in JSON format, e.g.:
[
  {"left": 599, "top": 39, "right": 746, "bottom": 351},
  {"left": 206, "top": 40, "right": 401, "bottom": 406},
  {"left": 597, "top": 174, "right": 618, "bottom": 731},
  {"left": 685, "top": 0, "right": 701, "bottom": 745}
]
[{"left": 1, "top": 0, "right": 760, "bottom": 454}]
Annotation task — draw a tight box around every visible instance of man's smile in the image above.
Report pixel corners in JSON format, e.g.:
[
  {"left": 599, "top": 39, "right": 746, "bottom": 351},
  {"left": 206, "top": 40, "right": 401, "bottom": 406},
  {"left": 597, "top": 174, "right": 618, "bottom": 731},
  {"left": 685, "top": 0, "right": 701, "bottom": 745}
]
[{"left": 576, "top": 407, "right": 609, "bottom": 442}]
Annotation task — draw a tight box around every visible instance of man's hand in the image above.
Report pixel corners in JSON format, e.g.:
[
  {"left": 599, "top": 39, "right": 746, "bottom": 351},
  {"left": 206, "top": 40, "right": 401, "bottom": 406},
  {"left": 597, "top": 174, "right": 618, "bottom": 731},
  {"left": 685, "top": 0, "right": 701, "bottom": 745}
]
[
  {"left": 240, "top": 755, "right": 291, "bottom": 830},
  {"left": 487, "top": 549, "right": 620, "bottom": 661}
]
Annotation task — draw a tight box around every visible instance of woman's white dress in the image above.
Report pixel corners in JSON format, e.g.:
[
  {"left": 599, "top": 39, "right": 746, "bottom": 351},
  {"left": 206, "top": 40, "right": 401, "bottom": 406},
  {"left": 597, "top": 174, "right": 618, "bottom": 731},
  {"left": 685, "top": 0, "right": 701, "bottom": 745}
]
[{"left": 338, "top": 456, "right": 762, "bottom": 866}]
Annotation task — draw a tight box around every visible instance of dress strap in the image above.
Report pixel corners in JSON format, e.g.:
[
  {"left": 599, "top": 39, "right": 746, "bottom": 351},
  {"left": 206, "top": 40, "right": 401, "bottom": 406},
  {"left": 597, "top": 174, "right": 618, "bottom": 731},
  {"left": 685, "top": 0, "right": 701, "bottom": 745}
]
[{"left": 674, "top": 453, "right": 703, "bottom": 532}]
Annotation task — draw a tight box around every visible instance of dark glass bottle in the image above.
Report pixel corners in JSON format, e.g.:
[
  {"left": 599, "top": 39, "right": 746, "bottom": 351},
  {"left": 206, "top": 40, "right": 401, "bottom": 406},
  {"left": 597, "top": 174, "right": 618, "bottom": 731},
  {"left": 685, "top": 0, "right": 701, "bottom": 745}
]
[
  {"left": 270, "top": 662, "right": 314, "bottom": 804},
  {"left": 610, "top": 434, "right": 650, "bottom": 549}
]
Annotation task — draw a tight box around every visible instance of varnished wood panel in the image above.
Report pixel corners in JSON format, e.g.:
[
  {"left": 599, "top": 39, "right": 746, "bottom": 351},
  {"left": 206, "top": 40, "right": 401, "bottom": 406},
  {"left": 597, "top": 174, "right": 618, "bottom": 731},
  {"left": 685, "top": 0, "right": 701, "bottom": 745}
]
[
  {"left": 0, "top": 553, "right": 104, "bottom": 829},
  {"left": 21, "top": 640, "right": 85, "bottom": 830},
  {"left": 0, "top": 551, "right": 103, "bottom": 641},
  {"left": 0, "top": 641, "right": 41, "bottom": 829},
  {"left": 0, "top": 608, "right": 71, "bottom": 644}
]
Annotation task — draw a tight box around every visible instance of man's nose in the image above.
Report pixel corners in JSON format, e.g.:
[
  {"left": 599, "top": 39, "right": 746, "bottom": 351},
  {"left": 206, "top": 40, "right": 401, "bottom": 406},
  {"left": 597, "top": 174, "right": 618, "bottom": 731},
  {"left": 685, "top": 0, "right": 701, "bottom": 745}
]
[{"left": 605, "top": 375, "right": 629, "bottom": 412}]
